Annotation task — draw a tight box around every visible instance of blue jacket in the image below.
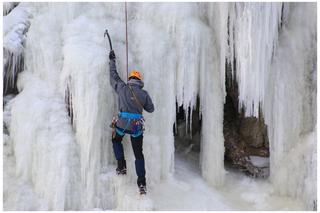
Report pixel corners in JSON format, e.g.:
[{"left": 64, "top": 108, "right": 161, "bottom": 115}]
[{"left": 109, "top": 59, "right": 154, "bottom": 132}]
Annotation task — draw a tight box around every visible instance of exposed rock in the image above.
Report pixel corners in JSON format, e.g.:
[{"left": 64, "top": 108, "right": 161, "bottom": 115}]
[
  {"left": 223, "top": 61, "right": 270, "bottom": 177},
  {"left": 239, "top": 117, "right": 266, "bottom": 148}
]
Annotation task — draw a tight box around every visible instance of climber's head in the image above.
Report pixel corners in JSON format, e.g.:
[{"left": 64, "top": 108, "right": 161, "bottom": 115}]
[{"left": 128, "top": 70, "right": 142, "bottom": 81}]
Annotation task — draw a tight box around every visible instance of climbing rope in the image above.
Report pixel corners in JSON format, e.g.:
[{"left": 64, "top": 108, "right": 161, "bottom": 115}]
[{"left": 125, "top": 2, "right": 129, "bottom": 82}]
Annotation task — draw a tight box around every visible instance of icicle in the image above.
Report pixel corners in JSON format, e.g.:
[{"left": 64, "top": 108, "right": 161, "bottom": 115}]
[
  {"left": 7, "top": 2, "right": 316, "bottom": 210},
  {"left": 189, "top": 106, "right": 193, "bottom": 139},
  {"left": 228, "top": 3, "right": 236, "bottom": 78},
  {"left": 231, "top": 2, "right": 283, "bottom": 117},
  {"left": 265, "top": 3, "right": 317, "bottom": 209},
  {"left": 3, "top": 3, "right": 31, "bottom": 95}
]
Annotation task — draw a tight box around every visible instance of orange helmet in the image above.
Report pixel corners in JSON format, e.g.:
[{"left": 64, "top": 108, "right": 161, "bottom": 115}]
[{"left": 129, "top": 70, "right": 142, "bottom": 80}]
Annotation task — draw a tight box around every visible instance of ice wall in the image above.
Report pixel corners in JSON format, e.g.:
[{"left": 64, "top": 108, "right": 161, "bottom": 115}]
[
  {"left": 22, "top": 3, "right": 118, "bottom": 209},
  {"left": 223, "top": 2, "right": 317, "bottom": 209},
  {"left": 231, "top": 3, "right": 283, "bottom": 117},
  {"left": 10, "top": 71, "right": 80, "bottom": 210},
  {"left": 4, "top": 2, "right": 316, "bottom": 210},
  {"left": 7, "top": 2, "right": 226, "bottom": 210},
  {"left": 133, "top": 2, "right": 225, "bottom": 187},
  {"left": 265, "top": 3, "right": 317, "bottom": 209}
]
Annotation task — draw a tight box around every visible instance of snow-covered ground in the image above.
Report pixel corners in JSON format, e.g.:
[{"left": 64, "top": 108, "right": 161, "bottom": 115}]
[
  {"left": 4, "top": 136, "right": 304, "bottom": 210},
  {"left": 3, "top": 2, "right": 316, "bottom": 210},
  {"left": 151, "top": 151, "right": 304, "bottom": 211}
]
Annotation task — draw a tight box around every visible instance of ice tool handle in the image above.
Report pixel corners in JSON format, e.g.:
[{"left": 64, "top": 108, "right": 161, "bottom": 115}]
[{"left": 104, "top": 29, "right": 113, "bottom": 51}]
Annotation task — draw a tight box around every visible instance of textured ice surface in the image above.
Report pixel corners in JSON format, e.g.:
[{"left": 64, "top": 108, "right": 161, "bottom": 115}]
[
  {"left": 228, "top": 3, "right": 317, "bottom": 209},
  {"left": 210, "top": 3, "right": 317, "bottom": 209},
  {"left": 3, "top": 2, "right": 316, "bottom": 210},
  {"left": 9, "top": 71, "right": 80, "bottom": 210},
  {"left": 3, "top": 3, "right": 32, "bottom": 92}
]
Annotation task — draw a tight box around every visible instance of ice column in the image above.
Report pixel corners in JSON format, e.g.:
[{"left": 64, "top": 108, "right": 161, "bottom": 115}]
[
  {"left": 265, "top": 3, "right": 317, "bottom": 209},
  {"left": 11, "top": 71, "right": 80, "bottom": 210},
  {"left": 60, "top": 3, "right": 121, "bottom": 207},
  {"left": 134, "top": 3, "right": 226, "bottom": 186}
]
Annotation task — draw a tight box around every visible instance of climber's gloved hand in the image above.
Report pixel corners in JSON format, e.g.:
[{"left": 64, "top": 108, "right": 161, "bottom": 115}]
[{"left": 109, "top": 50, "right": 116, "bottom": 60}]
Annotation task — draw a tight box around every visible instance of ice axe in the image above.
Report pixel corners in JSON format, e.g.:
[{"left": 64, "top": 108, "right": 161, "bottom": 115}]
[{"left": 104, "top": 29, "right": 113, "bottom": 51}]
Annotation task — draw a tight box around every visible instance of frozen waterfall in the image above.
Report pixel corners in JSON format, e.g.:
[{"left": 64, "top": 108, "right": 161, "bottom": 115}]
[{"left": 3, "top": 2, "right": 316, "bottom": 210}]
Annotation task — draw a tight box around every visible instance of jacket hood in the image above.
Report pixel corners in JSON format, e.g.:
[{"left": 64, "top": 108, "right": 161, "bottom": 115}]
[{"left": 128, "top": 78, "right": 144, "bottom": 88}]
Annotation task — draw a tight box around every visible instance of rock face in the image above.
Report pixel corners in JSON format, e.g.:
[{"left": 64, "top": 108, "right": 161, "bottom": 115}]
[
  {"left": 239, "top": 117, "right": 267, "bottom": 148},
  {"left": 174, "top": 82, "right": 269, "bottom": 178},
  {"left": 239, "top": 116, "right": 269, "bottom": 157},
  {"left": 173, "top": 75, "right": 270, "bottom": 178},
  {"left": 223, "top": 63, "right": 269, "bottom": 178}
]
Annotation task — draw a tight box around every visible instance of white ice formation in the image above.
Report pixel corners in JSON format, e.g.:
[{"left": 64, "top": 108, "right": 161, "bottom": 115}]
[
  {"left": 3, "top": 2, "right": 316, "bottom": 210},
  {"left": 3, "top": 3, "right": 31, "bottom": 93}
]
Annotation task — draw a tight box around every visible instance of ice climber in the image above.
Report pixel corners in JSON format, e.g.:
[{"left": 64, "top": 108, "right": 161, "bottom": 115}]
[{"left": 108, "top": 50, "right": 154, "bottom": 195}]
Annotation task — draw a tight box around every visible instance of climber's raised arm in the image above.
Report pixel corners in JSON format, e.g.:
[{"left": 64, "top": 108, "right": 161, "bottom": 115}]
[{"left": 109, "top": 50, "right": 126, "bottom": 94}]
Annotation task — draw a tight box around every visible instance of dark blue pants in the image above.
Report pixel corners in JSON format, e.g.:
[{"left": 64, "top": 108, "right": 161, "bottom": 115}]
[{"left": 112, "top": 132, "right": 146, "bottom": 186}]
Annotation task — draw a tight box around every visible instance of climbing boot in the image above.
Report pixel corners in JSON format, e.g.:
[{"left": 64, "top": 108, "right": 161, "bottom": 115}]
[
  {"left": 116, "top": 159, "right": 127, "bottom": 175},
  {"left": 139, "top": 184, "right": 147, "bottom": 195},
  {"left": 116, "top": 167, "right": 127, "bottom": 175},
  {"left": 137, "top": 176, "right": 146, "bottom": 194}
]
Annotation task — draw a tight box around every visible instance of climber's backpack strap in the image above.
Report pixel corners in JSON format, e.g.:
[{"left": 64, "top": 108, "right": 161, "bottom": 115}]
[{"left": 129, "top": 85, "right": 144, "bottom": 111}]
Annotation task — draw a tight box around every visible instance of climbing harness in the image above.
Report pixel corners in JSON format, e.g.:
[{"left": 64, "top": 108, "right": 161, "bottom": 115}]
[
  {"left": 110, "top": 113, "right": 144, "bottom": 138},
  {"left": 112, "top": 86, "right": 145, "bottom": 138},
  {"left": 115, "top": 112, "right": 144, "bottom": 137}
]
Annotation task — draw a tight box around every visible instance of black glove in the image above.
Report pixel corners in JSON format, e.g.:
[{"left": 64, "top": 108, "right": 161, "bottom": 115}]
[{"left": 109, "top": 50, "right": 116, "bottom": 60}]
